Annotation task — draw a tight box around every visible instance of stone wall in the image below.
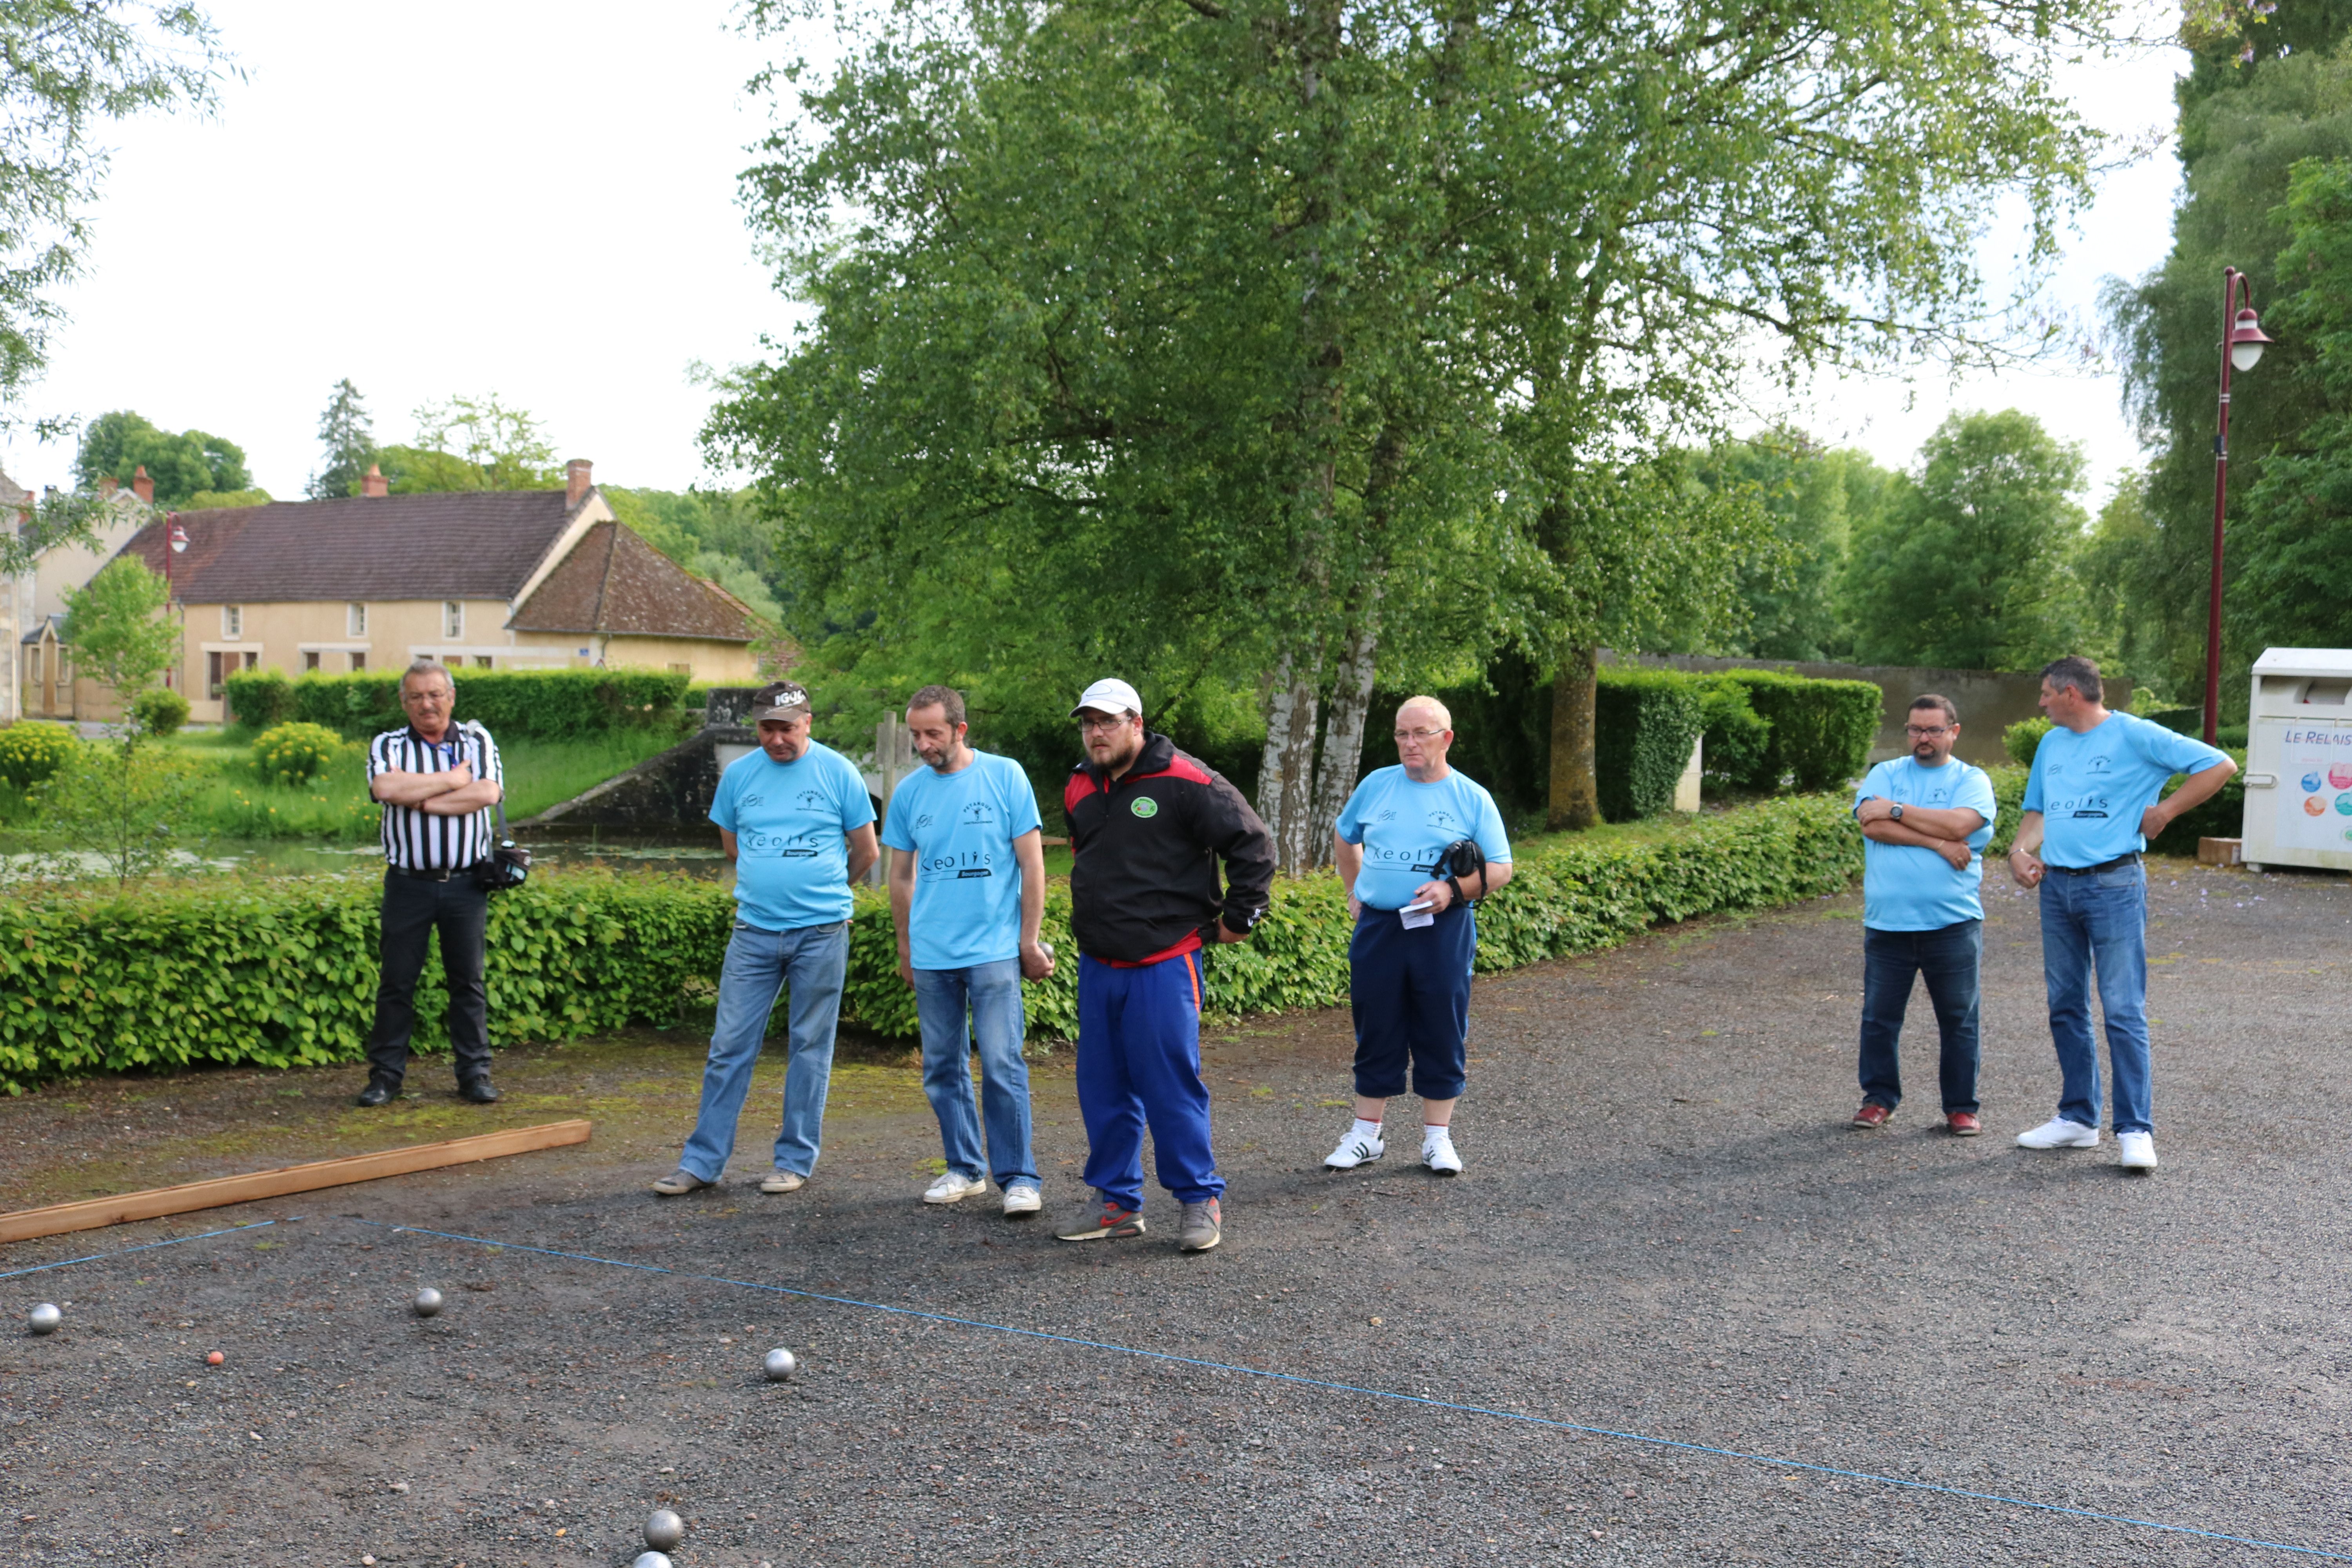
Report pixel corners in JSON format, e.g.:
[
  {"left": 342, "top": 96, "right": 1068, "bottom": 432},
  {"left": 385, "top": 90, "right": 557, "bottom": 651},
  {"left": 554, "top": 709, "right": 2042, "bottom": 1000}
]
[{"left": 1627, "top": 653, "right": 2131, "bottom": 769}]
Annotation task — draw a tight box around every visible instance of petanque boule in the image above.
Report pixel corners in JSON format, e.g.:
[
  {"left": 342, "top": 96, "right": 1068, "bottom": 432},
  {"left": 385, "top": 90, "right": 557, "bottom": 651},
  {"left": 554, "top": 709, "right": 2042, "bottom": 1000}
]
[
  {"left": 26, "top": 1304, "right": 60, "bottom": 1336},
  {"left": 644, "top": 1508, "right": 684, "bottom": 1550},
  {"left": 631, "top": 1555, "right": 673, "bottom": 1568},
  {"left": 762, "top": 1347, "right": 797, "bottom": 1381},
  {"left": 412, "top": 1288, "right": 444, "bottom": 1318}
]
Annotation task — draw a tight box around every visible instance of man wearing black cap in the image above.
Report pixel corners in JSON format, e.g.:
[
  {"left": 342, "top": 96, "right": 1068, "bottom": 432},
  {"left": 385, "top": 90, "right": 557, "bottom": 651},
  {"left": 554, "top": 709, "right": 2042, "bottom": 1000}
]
[
  {"left": 1052, "top": 677, "right": 1274, "bottom": 1253},
  {"left": 653, "top": 681, "right": 879, "bottom": 1196}
]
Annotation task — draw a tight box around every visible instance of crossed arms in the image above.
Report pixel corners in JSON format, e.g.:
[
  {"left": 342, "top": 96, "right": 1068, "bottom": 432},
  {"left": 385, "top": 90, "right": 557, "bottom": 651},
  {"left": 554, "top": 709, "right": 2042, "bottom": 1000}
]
[
  {"left": 1853, "top": 796, "right": 1982, "bottom": 871},
  {"left": 370, "top": 758, "right": 503, "bottom": 816}
]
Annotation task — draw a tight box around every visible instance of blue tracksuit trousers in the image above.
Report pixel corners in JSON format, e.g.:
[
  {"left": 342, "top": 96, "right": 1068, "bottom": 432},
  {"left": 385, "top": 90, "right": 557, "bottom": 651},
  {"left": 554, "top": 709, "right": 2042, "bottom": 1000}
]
[{"left": 1075, "top": 950, "right": 1224, "bottom": 1208}]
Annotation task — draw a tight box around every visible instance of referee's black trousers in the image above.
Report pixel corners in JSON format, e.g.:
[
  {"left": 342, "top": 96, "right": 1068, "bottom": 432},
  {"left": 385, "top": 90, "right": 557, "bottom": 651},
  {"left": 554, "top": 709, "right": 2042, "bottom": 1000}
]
[{"left": 365, "top": 869, "right": 492, "bottom": 1086}]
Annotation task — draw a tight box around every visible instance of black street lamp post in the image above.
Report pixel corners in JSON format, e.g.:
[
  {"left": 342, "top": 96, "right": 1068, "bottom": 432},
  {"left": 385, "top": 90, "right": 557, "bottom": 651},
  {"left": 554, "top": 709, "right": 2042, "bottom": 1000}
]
[{"left": 2206, "top": 267, "right": 2274, "bottom": 746}]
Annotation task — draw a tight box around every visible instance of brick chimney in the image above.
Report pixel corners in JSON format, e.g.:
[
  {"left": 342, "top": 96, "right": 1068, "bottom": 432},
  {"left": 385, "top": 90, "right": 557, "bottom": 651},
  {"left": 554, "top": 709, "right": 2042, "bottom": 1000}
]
[
  {"left": 565, "top": 458, "right": 593, "bottom": 507},
  {"left": 131, "top": 465, "right": 154, "bottom": 505},
  {"left": 98, "top": 476, "right": 118, "bottom": 499},
  {"left": 362, "top": 464, "right": 389, "bottom": 498}
]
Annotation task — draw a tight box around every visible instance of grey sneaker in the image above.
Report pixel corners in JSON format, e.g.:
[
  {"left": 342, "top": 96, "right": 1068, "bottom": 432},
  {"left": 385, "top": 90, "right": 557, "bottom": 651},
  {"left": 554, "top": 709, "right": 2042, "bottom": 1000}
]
[
  {"left": 1177, "top": 1198, "right": 1222, "bottom": 1252},
  {"left": 651, "top": 1168, "right": 715, "bottom": 1197},
  {"left": 1054, "top": 1196, "right": 1144, "bottom": 1241}
]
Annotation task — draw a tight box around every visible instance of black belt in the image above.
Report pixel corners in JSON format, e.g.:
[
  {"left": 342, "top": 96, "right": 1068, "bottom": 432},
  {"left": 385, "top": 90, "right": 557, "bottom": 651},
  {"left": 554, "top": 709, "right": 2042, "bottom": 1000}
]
[
  {"left": 2048, "top": 853, "right": 2141, "bottom": 877},
  {"left": 390, "top": 863, "right": 480, "bottom": 882}
]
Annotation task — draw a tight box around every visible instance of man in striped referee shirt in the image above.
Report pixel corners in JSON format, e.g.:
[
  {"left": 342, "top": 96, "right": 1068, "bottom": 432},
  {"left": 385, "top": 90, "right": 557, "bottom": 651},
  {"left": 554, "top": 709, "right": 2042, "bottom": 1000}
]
[{"left": 356, "top": 659, "right": 508, "bottom": 1108}]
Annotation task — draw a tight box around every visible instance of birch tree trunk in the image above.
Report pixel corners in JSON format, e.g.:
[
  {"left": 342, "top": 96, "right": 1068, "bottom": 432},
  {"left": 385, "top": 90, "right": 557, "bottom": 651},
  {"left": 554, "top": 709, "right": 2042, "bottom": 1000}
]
[
  {"left": 1308, "top": 620, "right": 1379, "bottom": 865},
  {"left": 1257, "top": 652, "right": 1324, "bottom": 874},
  {"left": 1548, "top": 644, "right": 1600, "bottom": 830}
]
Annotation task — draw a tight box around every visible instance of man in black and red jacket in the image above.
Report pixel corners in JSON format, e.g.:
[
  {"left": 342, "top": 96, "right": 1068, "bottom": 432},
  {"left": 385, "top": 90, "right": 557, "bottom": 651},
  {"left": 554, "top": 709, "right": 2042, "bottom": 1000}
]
[{"left": 1051, "top": 677, "right": 1274, "bottom": 1254}]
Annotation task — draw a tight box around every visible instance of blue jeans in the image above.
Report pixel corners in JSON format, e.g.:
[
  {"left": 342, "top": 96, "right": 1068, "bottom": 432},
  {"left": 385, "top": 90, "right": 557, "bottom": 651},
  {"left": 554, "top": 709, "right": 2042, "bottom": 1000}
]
[
  {"left": 1857, "top": 920, "right": 1981, "bottom": 1114},
  {"left": 678, "top": 920, "right": 850, "bottom": 1181},
  {"left": 911, "top": 960, "right": 1037, "bottom": 1189},
  {"left": 2039, "top": 861, "right": 2152, "bottom": 1134}
]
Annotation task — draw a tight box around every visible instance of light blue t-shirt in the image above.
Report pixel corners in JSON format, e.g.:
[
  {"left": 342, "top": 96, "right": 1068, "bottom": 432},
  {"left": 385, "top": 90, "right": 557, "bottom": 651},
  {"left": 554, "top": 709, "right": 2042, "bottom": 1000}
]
[
  {"left": 709, "top": 739, "right": 877, "bottom": 931},
  {"left": 2022, "top": 711, "right": 2231, "bottom": 867},
  {"left": 1853, "top": 756, "right": 1998, "bottom": 931},
  {"left": 1335, "top": 766, "right": 1513, "bottom": 911},
  {"left": 879, "top": 750, "right": 1044, "bottom": 970}
]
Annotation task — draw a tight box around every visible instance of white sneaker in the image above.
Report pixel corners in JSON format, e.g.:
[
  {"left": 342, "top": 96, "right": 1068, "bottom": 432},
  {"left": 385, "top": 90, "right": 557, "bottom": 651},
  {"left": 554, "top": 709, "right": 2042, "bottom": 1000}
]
[
  {"left": 1001, "top": 1182, "right": 1042, "bottom": 1218},
  {"left": 923, "top": 1171, "right": 989, "bottom": 1205},
  {"left": 1324, "top": 1127, "right": 1385, "bottom": 1171},
  {"left": 758, "top": 1169, "right": 806, "bottom": 1194},
  {"left": 2016, "top": 1117, "right": 2100, "bottom": 1150},
  {"left": 1423, "top": 1130, "right": 1463, "bottom": 1176},
  {"left": 2116, "top": 1131, "right": 2158, "bottom": 1171}
]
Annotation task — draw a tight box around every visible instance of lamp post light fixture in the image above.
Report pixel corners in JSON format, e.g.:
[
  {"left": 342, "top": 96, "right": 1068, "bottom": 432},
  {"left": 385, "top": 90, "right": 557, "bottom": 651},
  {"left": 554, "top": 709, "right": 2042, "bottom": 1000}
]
[
  {"left": 2206, "top": 268, "right": 2274, "bottom": 746},
  {"left": 164, "top": 512, "right": 189, "bottom": 691}
]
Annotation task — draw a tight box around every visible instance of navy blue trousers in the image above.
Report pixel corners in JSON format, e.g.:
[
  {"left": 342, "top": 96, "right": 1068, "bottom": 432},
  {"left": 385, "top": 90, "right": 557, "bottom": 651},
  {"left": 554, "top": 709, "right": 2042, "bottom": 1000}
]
[
  {"left": 1349, "top": 902, "right": 1475, "bottom": 1101},
  {"left": 1075, "top": 950, "right": 1223, "bottom": 1207},
  {"left": 1857, "top": 919, "right": 1982, "bottom": 1114}
]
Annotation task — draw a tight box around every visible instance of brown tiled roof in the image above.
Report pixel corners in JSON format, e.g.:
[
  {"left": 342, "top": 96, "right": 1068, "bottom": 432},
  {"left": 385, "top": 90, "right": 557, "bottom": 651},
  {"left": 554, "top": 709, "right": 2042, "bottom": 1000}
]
[
  {"left": 507, "top": 521, "right": 761, "bottom": 642},
  {"left": 117, "top": 491, "right": 579, "bottom": 603}
]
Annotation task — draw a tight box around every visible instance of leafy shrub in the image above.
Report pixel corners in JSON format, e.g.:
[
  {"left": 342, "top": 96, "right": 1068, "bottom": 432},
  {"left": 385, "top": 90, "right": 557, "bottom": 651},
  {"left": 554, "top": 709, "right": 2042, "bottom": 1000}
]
[
  {"left": 251, "top": 721, "right": 346, "bottom": 785},
  {"left": 0, "top": 722, "right": 82, "bottom": 790},
  {"left": 1593, "top": 668, "right": 1704, "bottom": 820},
  {"left": 1722, "top": 670, "right": 1882, "bottom": 791},
  {"left": 2141, "top": 706, "right": 2201, "bottom": 735},
  {"left": 131, "top": 686, "right": 190, "bottom": 737},
  {"left": 223, "top": 666, "right": 294, "bottom": 733},
  {"left": 2003, "top": 716, "right": 2052, "bottom": 766},
  {"left": 0, "top": 795, "right": 1862, "bottom": 1089},
  {"left": 277, "top": 667, "right": 693, "bottom": 741},
  {"left": 1694, "top": 677, "right": 1773, "bottom": 792}
]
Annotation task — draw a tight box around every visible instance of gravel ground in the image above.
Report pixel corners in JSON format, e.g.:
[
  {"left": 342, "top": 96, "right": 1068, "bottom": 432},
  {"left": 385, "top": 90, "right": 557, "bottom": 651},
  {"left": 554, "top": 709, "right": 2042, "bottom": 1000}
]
[{"left": 0, "top": 857, "right": 2347, "bottom": 1567}]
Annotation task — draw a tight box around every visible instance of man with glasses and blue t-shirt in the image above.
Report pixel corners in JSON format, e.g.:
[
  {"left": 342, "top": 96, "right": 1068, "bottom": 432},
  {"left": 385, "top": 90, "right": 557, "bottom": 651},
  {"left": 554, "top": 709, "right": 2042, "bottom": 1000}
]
[
  {"left": 653, "top": 681, "right": 879, "bottom": 1197},
  {"left": 883, "top": 685, "right": 1056, "bottom": 1219},
  {"left": 2007, "top": 656, "right": 2236, "bottom": 1172},
  {"left": 1849, "top": 695, "right": 1997, "bottom": 1136},
  {"left": 1323, "top": 695, "right": 1514, "bottom": 1177}
]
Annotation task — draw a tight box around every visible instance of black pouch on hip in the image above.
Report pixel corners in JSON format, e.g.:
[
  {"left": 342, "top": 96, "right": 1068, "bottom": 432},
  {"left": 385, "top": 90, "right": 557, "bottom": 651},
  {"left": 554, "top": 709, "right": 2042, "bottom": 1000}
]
[{"left": 474, "top": 796, "right": 532, "bottom": 893}]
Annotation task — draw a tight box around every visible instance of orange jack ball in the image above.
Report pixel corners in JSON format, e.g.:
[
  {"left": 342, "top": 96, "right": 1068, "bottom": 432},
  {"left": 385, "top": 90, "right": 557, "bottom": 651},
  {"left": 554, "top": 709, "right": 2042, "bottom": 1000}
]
[{"left": 205, "top": 1351, "right": 223, "bottom": 1366}]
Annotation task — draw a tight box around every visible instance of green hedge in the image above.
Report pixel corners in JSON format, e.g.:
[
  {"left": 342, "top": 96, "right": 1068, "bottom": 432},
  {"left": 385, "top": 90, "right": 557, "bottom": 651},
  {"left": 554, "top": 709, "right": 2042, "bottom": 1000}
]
[
  {"left": 0, "top": 795, "right": 1862, "bottom": 1090},
  {"left": 1718, "top": 670, "right": 1882, "bottom": 791},
  {"left": 224, "top": 666, "right": 692, "bottom": 741},
  {"left": 1593, "top": 667, "right": 1704, "bottom": 820}
]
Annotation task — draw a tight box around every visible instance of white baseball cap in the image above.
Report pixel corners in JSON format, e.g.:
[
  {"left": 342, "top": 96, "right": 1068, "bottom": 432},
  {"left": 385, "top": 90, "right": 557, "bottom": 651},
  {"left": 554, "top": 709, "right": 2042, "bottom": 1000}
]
[{"left": 1070, "top": 677, "right": 1143, "bottom": 719}]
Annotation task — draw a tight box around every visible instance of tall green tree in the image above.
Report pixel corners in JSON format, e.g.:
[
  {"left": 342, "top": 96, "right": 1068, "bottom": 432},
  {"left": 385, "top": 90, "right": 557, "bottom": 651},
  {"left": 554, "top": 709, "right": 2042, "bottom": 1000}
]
[
  {"left": 58, "top": 555, "right": 175, "bottom": 701},
  {"left": 1841, "top": 409, "right": 2087, "bottom": 671},
  {"left": 307, "top": 378, "right": 377, "bottom": 499},
  {"left": 2101, "top": 32, "right": 2352, "bottom": 705},
  {"left": 73, "top": 410, "right": 250, "bottom": 503},
  {"left": 0, "top": 2, "right": 230, "bottom": 425},
  {"left": 377, "top": 394, "right": 561, "bottom": 493},
  {"left": 1684, "top": 429, "right": 1894, "bottom": 661}
]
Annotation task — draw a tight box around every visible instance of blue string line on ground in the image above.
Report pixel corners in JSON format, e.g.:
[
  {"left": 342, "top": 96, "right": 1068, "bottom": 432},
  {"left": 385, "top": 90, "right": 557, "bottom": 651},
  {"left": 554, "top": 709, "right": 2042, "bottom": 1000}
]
[
  {"left": 360, "top": 1217, "right": 2350, "bottom": 1563},
  {"left": 0, "top": 1218, "right": 286, "bottom": 1282}
]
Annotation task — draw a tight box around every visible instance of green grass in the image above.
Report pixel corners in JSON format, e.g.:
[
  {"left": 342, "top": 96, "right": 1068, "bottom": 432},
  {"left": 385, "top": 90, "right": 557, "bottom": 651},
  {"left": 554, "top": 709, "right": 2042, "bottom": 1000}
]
[{"left": 2, "top": 727, "right": 686, "bottom": 848}]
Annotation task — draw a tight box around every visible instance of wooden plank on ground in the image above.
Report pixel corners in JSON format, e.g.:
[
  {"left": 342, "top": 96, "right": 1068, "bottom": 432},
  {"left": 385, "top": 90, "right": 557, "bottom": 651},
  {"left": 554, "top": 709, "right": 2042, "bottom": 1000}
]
[{"left": 0, "top": 1119, "right": 593, "bottom": 1245}]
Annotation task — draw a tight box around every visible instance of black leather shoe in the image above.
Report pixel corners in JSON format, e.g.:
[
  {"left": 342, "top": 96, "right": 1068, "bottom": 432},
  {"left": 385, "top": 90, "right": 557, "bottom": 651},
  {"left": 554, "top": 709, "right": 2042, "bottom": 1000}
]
[
  {"left": 460, "top": 1079, "right": 500, "bottom": 1104},
  {"left": 355, "top": 1080, "right": 397, "bottom": 1107}
]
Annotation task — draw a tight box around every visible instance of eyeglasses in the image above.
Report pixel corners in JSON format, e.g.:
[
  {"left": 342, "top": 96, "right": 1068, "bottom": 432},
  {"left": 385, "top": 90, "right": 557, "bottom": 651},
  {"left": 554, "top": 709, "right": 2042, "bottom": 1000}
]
[
  {"left": 1393, "top": 726, "right": 1445, "bottom": 743},
  {"left": 1904, "top": 724, "right": 1951, "bottom": 737},
  {"left": 1077, "top": 714, "right": 1132, "bottom": 735}
]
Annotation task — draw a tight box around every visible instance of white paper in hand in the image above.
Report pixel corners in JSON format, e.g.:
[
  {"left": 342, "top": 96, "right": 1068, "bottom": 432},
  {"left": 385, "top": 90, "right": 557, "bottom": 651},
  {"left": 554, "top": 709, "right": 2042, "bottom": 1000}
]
[{"left": 1399, "top": 898, "right": 1436, "bottom": 931}]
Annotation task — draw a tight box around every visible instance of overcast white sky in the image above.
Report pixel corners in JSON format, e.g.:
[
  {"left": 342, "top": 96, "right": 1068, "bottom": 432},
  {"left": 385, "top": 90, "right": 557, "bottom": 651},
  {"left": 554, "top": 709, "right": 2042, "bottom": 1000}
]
[{"left": 0, "top": 2, "right": 2186, "bottom": 506}]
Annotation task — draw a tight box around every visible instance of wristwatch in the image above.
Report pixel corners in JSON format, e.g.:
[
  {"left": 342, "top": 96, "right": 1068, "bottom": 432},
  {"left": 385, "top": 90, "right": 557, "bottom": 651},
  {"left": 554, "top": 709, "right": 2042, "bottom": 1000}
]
[{"left": 1889, "top": 803, "right": 1904, "bottom": 822}]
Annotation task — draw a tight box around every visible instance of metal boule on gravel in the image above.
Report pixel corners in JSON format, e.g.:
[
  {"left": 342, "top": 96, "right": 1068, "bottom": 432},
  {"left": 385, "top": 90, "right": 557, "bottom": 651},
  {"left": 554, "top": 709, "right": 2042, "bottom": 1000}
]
[
  {"left": 26, "top": 1304, "right": 60, "bottom": 1336},
  {"left": 412, "top": 1288, "right": 444, "bottom": 1318},
  {"left": 644, "top": 1508, "right": 684, "bottom": 1550},
  {"left": 762, "top": 1347, "right": 797, "bottom": 1381},
  {"left": 632, "top": 1554, "right": 673, "bottom": 1568}
]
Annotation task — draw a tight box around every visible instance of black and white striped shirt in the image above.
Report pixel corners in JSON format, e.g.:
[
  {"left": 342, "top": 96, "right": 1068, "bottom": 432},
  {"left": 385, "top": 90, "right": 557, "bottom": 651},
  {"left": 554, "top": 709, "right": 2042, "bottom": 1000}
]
[{"left": 367, "top": 721, "right": 505, "bottom": 871}]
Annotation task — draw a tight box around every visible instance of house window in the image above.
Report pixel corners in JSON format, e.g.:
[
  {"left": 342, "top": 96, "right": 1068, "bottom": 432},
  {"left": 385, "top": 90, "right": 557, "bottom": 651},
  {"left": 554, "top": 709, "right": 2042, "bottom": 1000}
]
[
  {"left": 443, "top": 601, "right": 463, "bottom": 639},
  {"left": 242, "top": 652, "right": 259, "bottom": 672},
  {"left": 669, "top": 662, "right": 692, "bottom": 678},
  {"left": 348, "top": 651, "right": 366, "bottom": 672},
  {"left": 222, "top": 605, "right": 242, "bottom": 639},
  {"left": 348, "top": 602, "right": 367, "bottom": 637},
  {"left": 207, "top": 651, "right": 225, "bottom": 698},
  {"left": 474, "top": 655, "right": 493, "bottom": 670},
  {"left": 303, "top": 651, "right": 321, "bottom": 673}
]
